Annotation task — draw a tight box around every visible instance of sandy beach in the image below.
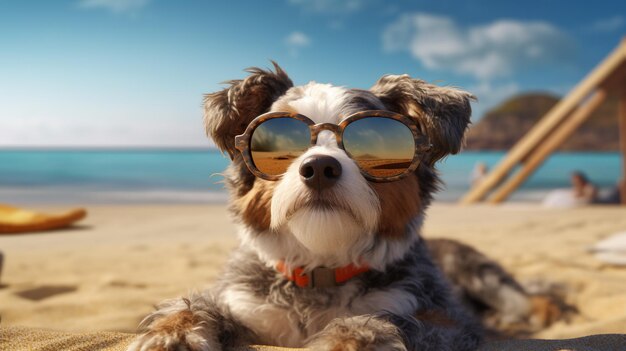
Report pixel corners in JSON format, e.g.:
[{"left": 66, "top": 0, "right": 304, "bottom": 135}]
[{"left": 1, "top": 204, "right": 625, "bottom": 340}]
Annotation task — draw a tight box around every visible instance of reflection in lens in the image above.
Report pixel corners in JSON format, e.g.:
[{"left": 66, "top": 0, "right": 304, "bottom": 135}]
[
  {"left": 343, "top": 117, "right": 415, "bottom": 177},
  {"left": 251, "top": 117, "right": 311, "bottom": 176}
]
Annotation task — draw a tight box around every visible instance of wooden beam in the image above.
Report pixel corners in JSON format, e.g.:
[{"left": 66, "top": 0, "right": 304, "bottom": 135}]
[
  {"left": 460, "top": 39, "right": 626, "bottom": 204},
  {"left": 620, "top": 86, "right": 626, "bottom": 205},
  {"left": 600, "top": 60, "right": 626, "bottom": 90},
  {"left": 488, "top": 89, "right": 608, "bottom": 204}
]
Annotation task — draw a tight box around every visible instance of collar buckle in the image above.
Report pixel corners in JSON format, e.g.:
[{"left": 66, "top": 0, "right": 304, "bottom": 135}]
[
  {"left": 276, "top": 261, "right": 370, "bottom": 289},
  {"left": 308, "top": 267, "right": 336, "bottom": 288}
]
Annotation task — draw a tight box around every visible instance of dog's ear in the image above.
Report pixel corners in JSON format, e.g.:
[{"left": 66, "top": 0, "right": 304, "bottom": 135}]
[
  {"left": 370, "top": 74, "right": 475, "bottom": 165},
  {"left": 203, "top": 62, "right": 293, "bottom": 158}
]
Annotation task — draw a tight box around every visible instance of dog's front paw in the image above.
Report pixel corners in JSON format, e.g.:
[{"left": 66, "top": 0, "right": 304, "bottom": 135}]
[
  {"left": 306, "top": 316, "right": 407, "bottom": 351},
  {"left": 127, "top": 309, "right": 219, "bottom": 351}
]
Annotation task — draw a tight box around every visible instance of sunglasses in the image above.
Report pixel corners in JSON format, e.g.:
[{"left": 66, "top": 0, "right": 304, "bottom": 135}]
[{"left": 234, "top": 110, "right": 431, "bottom": 182}]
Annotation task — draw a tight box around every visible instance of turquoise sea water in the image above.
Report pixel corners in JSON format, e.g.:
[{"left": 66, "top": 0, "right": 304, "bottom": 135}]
[{"left": 0, "top": 149, "right": 622, "bottom": 204}]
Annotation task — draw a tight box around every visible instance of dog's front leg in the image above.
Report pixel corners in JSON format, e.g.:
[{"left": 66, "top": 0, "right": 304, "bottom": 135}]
[
  {"left": 305, "top": 315, "right": 407, "bottom": 351},
  {"left": 306, "top": 313, "right": 481, "bottom": 351},
  {"left": 127, "top": 292, "right": 253, "bottom": 351}
]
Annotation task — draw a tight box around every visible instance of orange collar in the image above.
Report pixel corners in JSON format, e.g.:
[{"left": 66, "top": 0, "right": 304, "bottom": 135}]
[{"left": 276, "top": 261, "right": 370, "bottom": 288}]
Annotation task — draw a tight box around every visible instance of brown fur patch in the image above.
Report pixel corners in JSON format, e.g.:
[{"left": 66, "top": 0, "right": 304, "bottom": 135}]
[
  {"left": 151, "top": 309, "right": 198, "bottom": 337},
  {"left": 203, "top": 63, "right": 293, "bottom": 156},
  {"left": 234, "top": 179, "right": 275, "bottom": 231},
  {"left": 371, "top": 175, "right": 422, "bottom": 238},
  {"left": 330, "top": 339, "right": 360, "bottom": 351},
  {"left": 529, "top": 295, "right": 564, "bottom": 328},
  {"left": 323, "top": 324, "right": 372, "bottom": 351}
]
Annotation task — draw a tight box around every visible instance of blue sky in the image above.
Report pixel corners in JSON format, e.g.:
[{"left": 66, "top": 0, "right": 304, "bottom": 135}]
[{"left": 0, "top": 0, "right": 624, "bottom": 147}]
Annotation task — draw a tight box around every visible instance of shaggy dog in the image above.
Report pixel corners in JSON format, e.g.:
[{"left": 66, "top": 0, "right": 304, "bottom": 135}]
[{"left": 128, "top": 64, "right": 552, "bottom": 351}]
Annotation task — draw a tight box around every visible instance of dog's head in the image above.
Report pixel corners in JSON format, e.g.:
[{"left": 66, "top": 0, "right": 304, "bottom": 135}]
[{"left": 204, "top": 63, "right": 473, "bottom": 269}]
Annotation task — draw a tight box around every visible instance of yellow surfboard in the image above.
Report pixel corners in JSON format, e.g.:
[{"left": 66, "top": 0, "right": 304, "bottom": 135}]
[{"left": 0, "top": 205, "right": 87, "bottom": 234}]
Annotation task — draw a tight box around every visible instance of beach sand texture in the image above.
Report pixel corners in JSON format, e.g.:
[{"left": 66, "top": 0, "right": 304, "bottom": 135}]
[{"left": 0, "top": 204, "right": 625, "bottom": 340}]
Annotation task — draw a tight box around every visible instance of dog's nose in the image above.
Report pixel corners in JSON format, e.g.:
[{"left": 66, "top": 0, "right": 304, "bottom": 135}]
[{"left": 299, "top": 155, "right": 342, "bottom": 190}]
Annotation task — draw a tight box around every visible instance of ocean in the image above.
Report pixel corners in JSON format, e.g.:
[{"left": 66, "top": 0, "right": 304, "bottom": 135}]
[{"left": 0, "top": 149, "right": 622, "bottom": 204}]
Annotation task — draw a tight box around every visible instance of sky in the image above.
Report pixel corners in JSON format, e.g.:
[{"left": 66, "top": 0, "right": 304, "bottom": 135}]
[{"left": 0, "top": 0, "right": 625, "bottom": 147}]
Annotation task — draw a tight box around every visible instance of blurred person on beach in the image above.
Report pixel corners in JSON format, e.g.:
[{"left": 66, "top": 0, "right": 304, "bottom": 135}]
[
  {"left": 570, "top": 171, "right": 598, "bottom": 204},
  {"left": 470, "top": 162, "right": 489, "bottom": 186},
  {"left": 542, "top": 171, "right": 599, "bottom": 207}
]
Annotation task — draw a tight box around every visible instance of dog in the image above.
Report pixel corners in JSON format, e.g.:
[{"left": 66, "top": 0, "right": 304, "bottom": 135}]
[{"left": 127, "top": 63, "right": 531, "bottom": 351}]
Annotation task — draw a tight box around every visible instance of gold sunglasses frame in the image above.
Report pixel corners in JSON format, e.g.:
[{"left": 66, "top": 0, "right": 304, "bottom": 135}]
[{"left": 234, "top": 110, "right": 431, "bottom": 182}]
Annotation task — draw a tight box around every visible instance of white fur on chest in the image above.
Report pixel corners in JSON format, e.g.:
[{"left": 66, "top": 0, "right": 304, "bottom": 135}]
[{"left": 221, "top": 282, "right": 419, "bottom": 347}]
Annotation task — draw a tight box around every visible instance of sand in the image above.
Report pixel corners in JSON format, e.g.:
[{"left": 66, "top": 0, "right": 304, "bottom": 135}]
[{"left": 0, "top": 204, "right": 625, "bottom": 339}]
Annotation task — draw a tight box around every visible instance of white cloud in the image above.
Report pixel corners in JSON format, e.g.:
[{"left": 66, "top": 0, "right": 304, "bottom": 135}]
[
  {"left": 77, "top": 0, "right": 151, "bottom": 13},
  {"left": 285, "top": 31, "right": 311, "bottom": 57},
  {"left": 588, "top": 15, "right": 625, "bottom": 32},
  {"left": 383, "top": 13, "right": 574, "bottom": 80},
  {"left": 285, "top": 31, "right": 311, "bottom": 47},
  {"left": 287, "top": 0, "right": 367, "bottom": 14}
]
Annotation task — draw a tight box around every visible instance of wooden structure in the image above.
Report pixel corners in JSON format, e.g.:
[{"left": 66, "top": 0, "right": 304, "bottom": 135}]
[{"left": 461, "top": 37, "right": 626, "bottom": 205}]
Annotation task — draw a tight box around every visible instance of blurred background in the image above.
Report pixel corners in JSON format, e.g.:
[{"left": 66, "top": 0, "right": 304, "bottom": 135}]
[{"left": 1, "top": 0, "right": 625, "bottom": 203}]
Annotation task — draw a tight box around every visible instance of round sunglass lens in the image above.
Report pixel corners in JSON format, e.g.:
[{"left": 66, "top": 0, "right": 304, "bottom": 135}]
[
  {"left": 250, "top": 117, "right": 311, "bottom": 176},
  {"left": 342, "top": 117, "right": 415, "bottom": 178}
]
